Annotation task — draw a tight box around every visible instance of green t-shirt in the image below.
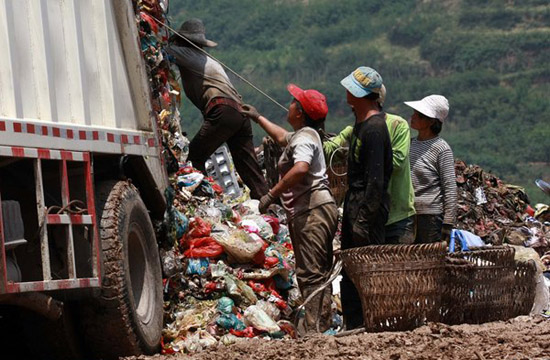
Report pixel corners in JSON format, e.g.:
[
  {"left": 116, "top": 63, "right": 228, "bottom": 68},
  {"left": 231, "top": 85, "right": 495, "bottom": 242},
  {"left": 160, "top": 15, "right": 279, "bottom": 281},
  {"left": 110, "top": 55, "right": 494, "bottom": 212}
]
[{"left": 323, "top": 113, "right": 416, "bottom": 225}]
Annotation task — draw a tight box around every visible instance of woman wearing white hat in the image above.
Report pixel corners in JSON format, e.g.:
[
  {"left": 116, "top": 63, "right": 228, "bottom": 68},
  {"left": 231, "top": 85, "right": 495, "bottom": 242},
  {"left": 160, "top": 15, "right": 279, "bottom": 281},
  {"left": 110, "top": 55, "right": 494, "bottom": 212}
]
[{"left": 406, "top": 95, "right": 457, "bottom": 243}]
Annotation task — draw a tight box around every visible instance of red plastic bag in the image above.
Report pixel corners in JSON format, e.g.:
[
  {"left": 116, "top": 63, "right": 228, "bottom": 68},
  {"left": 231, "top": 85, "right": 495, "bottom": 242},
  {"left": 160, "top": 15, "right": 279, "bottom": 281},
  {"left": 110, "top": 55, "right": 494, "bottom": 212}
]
[
  {"left": 252, "top": 239, "right": 268, "bottom": 266},
  {"left": 264, "top": 256, "right": 279, "bottom": 268},
  {"left": 230, "top": 326, "right": 260, "bottom": 338},
  {"left": 187, "top": 217, "right": 211, "bottom": 238},
  {"left": 183, "top": 237, "right": 223, "bottom": 258},
  {"left": 262, "top": 215, "right": 280, "bottom": 236},
  {"left": 248, "top": 281, "right": 268, "bottom": 294}
]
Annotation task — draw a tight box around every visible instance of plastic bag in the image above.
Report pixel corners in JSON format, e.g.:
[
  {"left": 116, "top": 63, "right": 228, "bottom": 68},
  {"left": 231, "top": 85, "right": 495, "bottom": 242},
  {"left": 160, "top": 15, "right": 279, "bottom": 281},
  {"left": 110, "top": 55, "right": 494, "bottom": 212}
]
[
  {"left": 511, "top": 245, "right": 545, "bottom": 273},
  {"left": 224, "top": 274, "right": 257, "bottom": 305},
  {"left": 217, "top": 296, "right": 235, "bottom": 314},
  {"left": 186, "top": 217, "right": 212, "bottom": 239},
  {"left": 181, "top": 330, "right": 217, "bottom": 353},
  {"left": 449, "top": 229, "right": 485, "bottom": 252},
  {"left": 241, "top": 215, "right": 274, "bottom": 241},
  {"left": 256, "top": 300, "right": 281, "bottom": 321},
  {"left": 210, "top": 260, "right": 230, "bottom": 278},
  {"left": 243, "top": 305, "right": 280, "bottom": 333},
  {"left": 194, "top": 179, "right": 215, "bottom": 198},
  {"left": 185, "top": 258, "right": 209, "bottom": 275},
  {"left": 276, "top": 225, "right": 290, "bottom": 244},
  {"left": 213, "top": 229, "right": 262, "bottom": 264},
  {"left": 177, "top": 172, "right": 204, "bottom": 192},
  {"left": 217, "top": 313, "right": 246, "bottom": 331},
  {"left": 183, "top": 237, "right": 224, "bottom": 258},
  {"left": 173, "top": 210, "right": 189, "bottom": 239},
  {"left": 161, "top": 249, "right": 182, "bottom": 277},
  {"left": 196, "top": 205, "right": 222, "bottom": 224},
  {"left": 262, "top": 215, "right": 280, "bottom": 237}
]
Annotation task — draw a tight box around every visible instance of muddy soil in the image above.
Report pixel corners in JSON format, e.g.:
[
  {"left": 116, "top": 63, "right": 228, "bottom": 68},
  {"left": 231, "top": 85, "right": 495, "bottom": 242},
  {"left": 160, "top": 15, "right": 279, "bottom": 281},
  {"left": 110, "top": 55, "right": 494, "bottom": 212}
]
[{"left": 126, "top": 316, "right": 550, "bottom": 360}]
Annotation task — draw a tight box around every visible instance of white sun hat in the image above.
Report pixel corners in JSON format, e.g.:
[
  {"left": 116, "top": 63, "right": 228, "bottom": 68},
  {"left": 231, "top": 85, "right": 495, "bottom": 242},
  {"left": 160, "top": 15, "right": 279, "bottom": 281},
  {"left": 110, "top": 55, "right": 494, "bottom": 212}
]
[{"left": 404, "top": 94, "right": 449, "bottom": 122}]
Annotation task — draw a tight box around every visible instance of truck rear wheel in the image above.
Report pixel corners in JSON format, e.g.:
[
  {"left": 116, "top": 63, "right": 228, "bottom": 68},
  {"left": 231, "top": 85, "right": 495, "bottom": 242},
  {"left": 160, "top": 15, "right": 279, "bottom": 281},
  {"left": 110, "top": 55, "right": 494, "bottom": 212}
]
[{"left": 81, "top": 181, "right": 163, "bottom": 359}]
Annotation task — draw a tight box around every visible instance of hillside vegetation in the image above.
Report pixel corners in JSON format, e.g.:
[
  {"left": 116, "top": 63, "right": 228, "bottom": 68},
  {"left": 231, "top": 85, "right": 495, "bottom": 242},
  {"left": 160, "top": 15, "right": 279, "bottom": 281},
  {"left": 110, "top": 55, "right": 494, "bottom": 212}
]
[{"left": 168, "top": 0, "right": 550, "bottom": 203}]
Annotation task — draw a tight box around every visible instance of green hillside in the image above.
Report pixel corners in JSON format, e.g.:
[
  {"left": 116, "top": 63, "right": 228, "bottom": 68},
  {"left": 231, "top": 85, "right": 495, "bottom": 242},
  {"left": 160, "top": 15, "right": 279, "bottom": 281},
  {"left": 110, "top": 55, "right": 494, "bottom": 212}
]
[{"left": 168, "top": 0, "right": 550, "bottom": 204}]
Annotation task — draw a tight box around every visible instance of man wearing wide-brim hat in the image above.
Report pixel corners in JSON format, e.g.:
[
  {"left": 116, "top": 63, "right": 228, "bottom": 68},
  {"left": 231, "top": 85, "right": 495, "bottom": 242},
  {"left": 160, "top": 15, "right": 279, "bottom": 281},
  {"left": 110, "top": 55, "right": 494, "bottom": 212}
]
[{"left": 166, "top": 18, "right": 268, "bottom": 199}]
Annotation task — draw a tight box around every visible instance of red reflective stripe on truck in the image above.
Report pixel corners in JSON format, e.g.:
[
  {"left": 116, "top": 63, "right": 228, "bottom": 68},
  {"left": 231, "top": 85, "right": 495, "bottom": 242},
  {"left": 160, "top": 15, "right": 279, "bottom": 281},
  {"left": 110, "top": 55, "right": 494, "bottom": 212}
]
[
  {"left": 11, "top": 147, "right": 24, "bottom": 157},
  {"left": 52, "top": 127, "right": 60, "bottom": 137},
  {"left": 27, "top": 124, "right": 35, "bottom": 134},
  {"left": 134, "top": 135, "right": 141, "bottom": 144},
  {"left": 61, "top": 151, "right": 73, "bottom": 161},
  {"left": 67, "top": 129, "right": 74, "bottom": 139},
  {"left": 0, "top": 121, "right": 5, "bottom": 131},
  {"left": 13, "top": 123, "right": 22, "bottom": 132},
  {"left": 38, "top": 149, "right": 51, "bottom": 159},
  {"left": 79, "top": 130, "right": 87, "bottom": 140}
]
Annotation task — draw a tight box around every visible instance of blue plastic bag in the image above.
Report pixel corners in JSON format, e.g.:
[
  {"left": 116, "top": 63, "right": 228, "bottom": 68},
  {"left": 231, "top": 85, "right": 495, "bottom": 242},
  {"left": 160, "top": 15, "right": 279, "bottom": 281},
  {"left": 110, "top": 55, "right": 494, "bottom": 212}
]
[
  {"left": 449, "top": 229, "right": 485, "bottom": 252},
  {"left": 186, "top": 258, "right": 209, "bottom": 275}
]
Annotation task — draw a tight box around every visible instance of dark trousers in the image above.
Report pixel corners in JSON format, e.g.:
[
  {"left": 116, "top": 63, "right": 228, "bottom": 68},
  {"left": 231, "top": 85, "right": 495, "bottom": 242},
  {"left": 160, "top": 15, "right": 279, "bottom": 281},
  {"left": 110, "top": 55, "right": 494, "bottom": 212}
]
[
  {"left": 188, "top": 104, "right": 268, "bottom": 200},
  {"left": 340, "top": 197, "right": 388, "bottom": 330},
  {"left": 289, "top": 202, "right": 338, "bottom": 332},
  {"left": 385, "top": 215, "right": 415, "bottom": 245},
  {"left": 414, "top": 214, "right": 443, "bottom": 244}
]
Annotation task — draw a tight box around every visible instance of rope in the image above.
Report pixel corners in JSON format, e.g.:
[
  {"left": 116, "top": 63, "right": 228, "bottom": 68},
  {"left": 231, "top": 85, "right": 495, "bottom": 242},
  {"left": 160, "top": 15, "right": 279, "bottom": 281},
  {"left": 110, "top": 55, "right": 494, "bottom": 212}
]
[
  {"left": 329, "top": 146, "right": 348, "bottom": 177},
  {"left": 150, "top": 16, "right": 289, "bottom": 113}
]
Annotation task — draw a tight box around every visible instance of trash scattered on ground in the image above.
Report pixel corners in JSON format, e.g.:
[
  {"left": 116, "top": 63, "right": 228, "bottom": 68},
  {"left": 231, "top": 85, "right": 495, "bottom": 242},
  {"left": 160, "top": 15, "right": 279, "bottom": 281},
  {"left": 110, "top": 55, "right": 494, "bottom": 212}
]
[{"left": 455, "top": 159, "right": 550, "bottom": 254}]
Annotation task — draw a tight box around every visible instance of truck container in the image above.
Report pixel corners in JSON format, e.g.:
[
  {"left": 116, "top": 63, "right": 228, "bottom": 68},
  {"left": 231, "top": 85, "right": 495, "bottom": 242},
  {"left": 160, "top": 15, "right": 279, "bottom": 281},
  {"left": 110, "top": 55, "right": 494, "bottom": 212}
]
[{"left": 0, "top": 0, "right": 167, "bottom": 358}]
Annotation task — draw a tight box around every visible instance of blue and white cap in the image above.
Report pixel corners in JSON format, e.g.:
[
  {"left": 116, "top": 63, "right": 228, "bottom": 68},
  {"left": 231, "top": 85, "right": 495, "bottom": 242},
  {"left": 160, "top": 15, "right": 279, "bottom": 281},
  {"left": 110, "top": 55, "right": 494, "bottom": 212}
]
[{"left": 340, "top": 66, "right": 383, "bottom": 98}]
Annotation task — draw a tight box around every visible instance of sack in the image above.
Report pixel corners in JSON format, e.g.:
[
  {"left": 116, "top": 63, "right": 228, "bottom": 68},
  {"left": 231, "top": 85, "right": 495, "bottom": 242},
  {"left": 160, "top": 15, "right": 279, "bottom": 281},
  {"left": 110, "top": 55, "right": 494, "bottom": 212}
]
[{"left": 213, "top": 229, "right": 263, "bottom": 263}]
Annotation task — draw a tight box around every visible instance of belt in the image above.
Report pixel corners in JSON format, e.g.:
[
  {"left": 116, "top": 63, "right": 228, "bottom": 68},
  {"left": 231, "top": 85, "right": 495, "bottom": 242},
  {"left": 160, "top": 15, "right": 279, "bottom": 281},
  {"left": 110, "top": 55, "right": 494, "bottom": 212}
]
[{"left": 203, "top": 97, "right": 243, "bottom": 116}]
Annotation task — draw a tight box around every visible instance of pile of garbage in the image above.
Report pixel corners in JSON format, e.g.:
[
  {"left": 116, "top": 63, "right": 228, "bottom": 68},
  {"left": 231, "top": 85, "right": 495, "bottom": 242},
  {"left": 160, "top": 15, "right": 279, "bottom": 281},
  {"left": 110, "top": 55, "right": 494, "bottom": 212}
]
[
  {"left": 454, "top": 160, "right": 550, "bottom": 256},
  {"left": 160, "top": 184, "right": 303, "bottom": 354}
]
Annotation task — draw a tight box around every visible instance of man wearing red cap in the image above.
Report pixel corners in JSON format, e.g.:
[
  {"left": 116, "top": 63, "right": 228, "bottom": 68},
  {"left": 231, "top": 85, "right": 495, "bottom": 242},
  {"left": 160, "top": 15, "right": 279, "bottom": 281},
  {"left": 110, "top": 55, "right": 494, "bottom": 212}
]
[{"left": 242, "top": 85, "right": 338, "bottom": 333}]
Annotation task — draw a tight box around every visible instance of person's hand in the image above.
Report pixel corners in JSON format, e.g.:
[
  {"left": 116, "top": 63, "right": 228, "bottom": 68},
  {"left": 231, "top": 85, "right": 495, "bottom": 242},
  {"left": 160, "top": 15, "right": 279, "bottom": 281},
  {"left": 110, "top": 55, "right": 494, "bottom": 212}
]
[
  {"left": 441, "top": 223, "right": 453, "bottom": 242},
  {"left": 258, "top": 192, "right": 275, "bottom": 214},
  {"left": 241, "top": 104, "right": 261, "bottom": 123}
]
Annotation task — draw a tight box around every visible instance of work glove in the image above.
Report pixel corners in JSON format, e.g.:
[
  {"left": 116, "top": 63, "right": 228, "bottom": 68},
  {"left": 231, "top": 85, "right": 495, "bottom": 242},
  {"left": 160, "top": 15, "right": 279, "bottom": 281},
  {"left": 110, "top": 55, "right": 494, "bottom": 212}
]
[
  {"left": 441, "top": 223, "right": 453, "bottom": 242},
  {"left": 241, "top": 104, "right": 261, "bottom": 123},
  {"left": 258, "top": 192, "right": 276, "bottom": 214}
]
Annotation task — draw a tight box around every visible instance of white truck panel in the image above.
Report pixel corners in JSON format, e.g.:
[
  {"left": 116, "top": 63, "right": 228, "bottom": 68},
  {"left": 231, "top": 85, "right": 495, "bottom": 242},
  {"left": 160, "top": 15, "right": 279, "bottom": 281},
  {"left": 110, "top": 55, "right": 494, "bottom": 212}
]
[
  {"left": 0, "top": 0, "right": 152, "bottom": 131},
  {"left": 0, "top": 0, "right": 167, "bottom": 192}
]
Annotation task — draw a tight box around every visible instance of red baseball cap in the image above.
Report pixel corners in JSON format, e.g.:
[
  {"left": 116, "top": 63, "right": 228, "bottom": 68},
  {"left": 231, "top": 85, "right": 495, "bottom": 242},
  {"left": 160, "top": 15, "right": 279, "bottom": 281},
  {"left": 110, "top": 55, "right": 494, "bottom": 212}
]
[{"left": 287, "top": 84, "right": 328, "bottom": 121}]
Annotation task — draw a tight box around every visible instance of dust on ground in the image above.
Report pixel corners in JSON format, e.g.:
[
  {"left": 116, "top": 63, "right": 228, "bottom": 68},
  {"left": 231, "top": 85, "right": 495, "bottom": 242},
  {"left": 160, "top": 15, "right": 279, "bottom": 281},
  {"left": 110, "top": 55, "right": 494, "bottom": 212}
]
[{"left": 126, "top": 316, "right": 550, "bottom": 360}]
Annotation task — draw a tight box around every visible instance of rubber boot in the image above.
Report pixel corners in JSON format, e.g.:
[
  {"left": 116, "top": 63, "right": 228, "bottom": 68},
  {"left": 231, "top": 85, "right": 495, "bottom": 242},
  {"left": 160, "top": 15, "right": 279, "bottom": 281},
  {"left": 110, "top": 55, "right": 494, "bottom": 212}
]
[{"left": 301, "top": 286, "right": 332, "bottom": 334}]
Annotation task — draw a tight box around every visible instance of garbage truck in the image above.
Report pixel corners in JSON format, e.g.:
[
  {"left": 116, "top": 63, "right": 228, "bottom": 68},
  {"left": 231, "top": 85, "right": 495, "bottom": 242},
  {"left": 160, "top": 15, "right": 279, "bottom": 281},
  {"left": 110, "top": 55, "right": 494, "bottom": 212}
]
[{"left": 0, "top": 1, "right": 167, "bottom": 358}]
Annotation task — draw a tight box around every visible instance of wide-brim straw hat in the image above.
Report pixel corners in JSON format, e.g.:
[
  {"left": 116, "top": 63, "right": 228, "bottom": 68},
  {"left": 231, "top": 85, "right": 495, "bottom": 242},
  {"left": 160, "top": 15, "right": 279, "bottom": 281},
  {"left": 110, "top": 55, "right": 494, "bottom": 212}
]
[{"left": 170, "top": 18, "right": 217, "bottom": 47}]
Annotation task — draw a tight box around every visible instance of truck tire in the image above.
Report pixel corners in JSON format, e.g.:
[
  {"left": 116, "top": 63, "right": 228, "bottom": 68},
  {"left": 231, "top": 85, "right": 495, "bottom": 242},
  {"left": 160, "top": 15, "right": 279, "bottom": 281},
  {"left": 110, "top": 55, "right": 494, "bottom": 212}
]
[{"left": 80, "top": 181, "right": 163, "bottom": 359}]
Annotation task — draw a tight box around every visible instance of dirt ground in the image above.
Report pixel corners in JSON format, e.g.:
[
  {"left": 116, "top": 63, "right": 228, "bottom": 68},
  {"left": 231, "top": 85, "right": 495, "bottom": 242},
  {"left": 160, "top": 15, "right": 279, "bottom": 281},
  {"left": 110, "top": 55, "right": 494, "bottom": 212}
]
[{"left": 126, "top": 316, "right": 550, "bottom": 360}]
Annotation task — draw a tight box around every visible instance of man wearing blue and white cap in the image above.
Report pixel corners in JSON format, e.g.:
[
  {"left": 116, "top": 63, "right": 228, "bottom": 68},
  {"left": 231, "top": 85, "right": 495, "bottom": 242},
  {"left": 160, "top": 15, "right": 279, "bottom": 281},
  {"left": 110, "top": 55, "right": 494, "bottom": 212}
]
[{"left": 339, "top": 66, "right": 393, "bottom": 330}]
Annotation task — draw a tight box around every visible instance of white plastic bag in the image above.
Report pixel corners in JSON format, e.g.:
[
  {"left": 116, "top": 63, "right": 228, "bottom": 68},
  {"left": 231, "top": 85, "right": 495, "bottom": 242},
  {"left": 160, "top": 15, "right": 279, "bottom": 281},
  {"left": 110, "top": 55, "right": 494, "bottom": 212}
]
[
  {"left": 213, "top": 229, "right": 262, "bottom": 263},
  {"left": 244, "top": 305, "right": 280, "bottom": 333}
]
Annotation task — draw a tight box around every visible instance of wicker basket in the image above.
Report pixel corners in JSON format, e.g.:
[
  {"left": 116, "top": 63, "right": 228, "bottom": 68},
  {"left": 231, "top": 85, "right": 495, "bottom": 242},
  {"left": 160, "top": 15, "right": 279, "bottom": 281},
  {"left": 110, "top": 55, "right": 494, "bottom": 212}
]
[
  {"left": 511, "top": 260, "right": 537, "bottom": 317},
  {"left": 340, "top": 242, "right": 446, "bottom": 332},
  {"left": 442, "top": 246, "right": 516, "bottom": 325}
]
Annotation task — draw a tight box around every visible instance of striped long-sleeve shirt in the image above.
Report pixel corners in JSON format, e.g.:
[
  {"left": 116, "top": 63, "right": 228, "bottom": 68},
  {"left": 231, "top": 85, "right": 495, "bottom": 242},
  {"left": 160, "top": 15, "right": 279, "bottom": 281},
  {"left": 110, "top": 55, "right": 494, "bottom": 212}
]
[{"left": 409, "top": 137, "right": 457, "bottom": 225}]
